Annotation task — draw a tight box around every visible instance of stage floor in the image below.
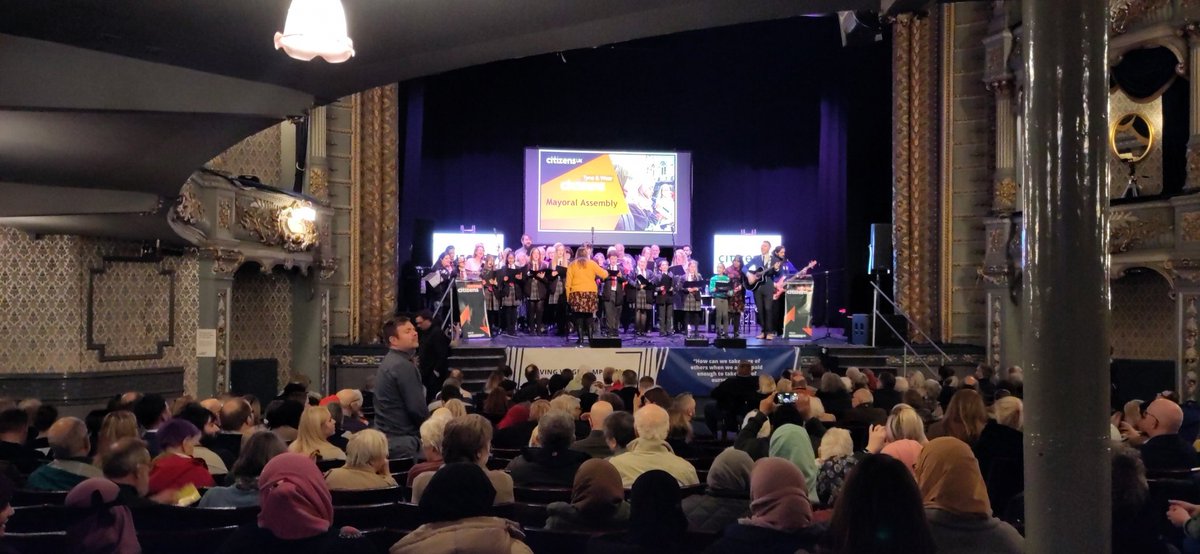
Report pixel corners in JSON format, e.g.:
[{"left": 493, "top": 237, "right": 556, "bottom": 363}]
[{"left": 458, "top": 326, "right": 854, "bottom": 349}]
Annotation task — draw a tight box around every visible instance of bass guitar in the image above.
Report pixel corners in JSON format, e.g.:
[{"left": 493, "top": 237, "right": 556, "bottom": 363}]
[{"left": 772, "top": 260, "right": 819, "bottom": 300}]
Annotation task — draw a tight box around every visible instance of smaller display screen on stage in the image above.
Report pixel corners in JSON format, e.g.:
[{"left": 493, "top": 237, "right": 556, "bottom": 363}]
[
  {"left": 523, "top": 148, "right": 692, "bottom": 246},
  {"left": 712, "top": 233, "right": 782, "bottom": 274},
  {"left": 432, "top": 232, "right": 505, "bottom": 265}
]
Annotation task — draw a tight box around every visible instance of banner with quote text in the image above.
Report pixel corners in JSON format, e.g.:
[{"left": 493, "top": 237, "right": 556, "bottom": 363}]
[{"left": 657, "top": 347, "right": 798, "bottom": 395}]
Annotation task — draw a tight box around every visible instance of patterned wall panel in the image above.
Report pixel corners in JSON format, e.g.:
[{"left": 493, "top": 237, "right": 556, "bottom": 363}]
[
  {"left": 1112, "top": 270, "right": 1175, "bottom": 360},
  {"left": 0, "top": 227, "right": 85, "bottom": 371},
  {"left": 231, "top": 269, "right": 293, "bottom": 386},
  {"left": 207, "top": 124, "right": 282, "bottom": 186}
]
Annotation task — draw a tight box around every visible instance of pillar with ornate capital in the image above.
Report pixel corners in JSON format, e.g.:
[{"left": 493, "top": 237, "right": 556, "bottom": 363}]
[
  {"left": 1187, "top": 25, "right": 1200, "bottom": 191},
  {"left": 196, "top": 250, "right": 242, "bottom": 397},
  {"left": 1021, "top": 0, "right": 1111, "bottom": 550}
]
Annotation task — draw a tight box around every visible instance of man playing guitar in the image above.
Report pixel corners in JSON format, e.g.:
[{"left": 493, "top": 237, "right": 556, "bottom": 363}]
[{"left": 747, "top": 243, "right": 816, "bottom": 339}]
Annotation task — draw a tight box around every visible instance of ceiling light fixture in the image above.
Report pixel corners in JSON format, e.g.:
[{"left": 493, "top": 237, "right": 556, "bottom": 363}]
[{"left": 274, "top": 0, "right": 355, "bottom": 63}]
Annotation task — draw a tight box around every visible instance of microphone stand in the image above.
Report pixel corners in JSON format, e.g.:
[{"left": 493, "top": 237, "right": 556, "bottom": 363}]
[{"left": 811, "top": 268, "right": 845, "bottom": 341}]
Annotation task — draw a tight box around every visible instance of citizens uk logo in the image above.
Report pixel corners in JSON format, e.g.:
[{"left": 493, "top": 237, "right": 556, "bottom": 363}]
[{"left": 544, "top": 156, "right": 583, "bottom": 165}]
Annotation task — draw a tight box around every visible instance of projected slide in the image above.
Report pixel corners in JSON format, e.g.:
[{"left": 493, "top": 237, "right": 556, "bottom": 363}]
[
  {"left": 432, "top": 232, "right": 504, "bottom": 265},
  {"left": 712, "top": 233, "right": 783, "bottom": 274},
  {"left": 524, "top": 148, "right": 692, "bottom": 246}
]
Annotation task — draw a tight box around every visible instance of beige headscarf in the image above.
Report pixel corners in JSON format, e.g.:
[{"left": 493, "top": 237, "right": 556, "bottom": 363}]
[{"left": 915, "top": 437, "right": 991, "bottom": 518}]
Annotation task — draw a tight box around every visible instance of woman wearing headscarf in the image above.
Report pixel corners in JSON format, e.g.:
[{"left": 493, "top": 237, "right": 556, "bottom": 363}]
[
  {"left": 492, "top": 403, "right": 537, "bottom": 449},
  {"left": 65, "top": 477, "right": 141, "bottom": 554},
  {"left": 879, "top": 439, "right": 924, "bottom": 477},
  {"left": 545, "top": 459, "right": 631, "bottom": 532},
  {"left": 147, "top": 418, "right": 215, "bottom": 496},
  {"left": 767, "top": 424, "right": 818, "bottom": 499},
  {"left": 216, "top": 453, "right": 378, "bottom": 554},
  {"left": 587, "top": 470, "right": 688, "bottom": 554},
  {"left": 824, "top": 454, "right": 937, "bottom": 554},
  {"left": 682, "top": 447, "right": 754, "bottom": 533},
  {"left": 390, "top": 463, "right": 532, "bottom": 554},
  {"left": 916, "top": 437, "right": 1024, "bottom": 554},
  {"left": 704, "top": 457, "right": 822, "bottom": 554}
]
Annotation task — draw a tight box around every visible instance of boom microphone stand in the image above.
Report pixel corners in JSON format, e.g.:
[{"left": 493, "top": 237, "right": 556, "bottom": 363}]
[{"left": 812, "top": 268, "right": 844, "bottom": 341}]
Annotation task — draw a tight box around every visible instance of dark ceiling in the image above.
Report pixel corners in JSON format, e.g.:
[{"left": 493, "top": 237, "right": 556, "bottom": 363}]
[{"left": 0, "top": 0, "right": 875, "bottom": 240}]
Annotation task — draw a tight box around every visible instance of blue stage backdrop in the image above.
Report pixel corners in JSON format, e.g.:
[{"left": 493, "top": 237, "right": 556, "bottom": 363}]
[{"left": 658, "top": 348, "right": 797, "bottom": 396}]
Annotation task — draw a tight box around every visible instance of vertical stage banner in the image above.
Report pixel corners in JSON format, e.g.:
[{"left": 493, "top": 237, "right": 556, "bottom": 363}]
[
  {"left": 782, "top": 279, "right": 814, "bottom": 339},
  {"left": 658, "top": 347, "right": 797, "bottom": 395},
  {"left": 456, "top": 281, "right": 491, "bottom": 339}
]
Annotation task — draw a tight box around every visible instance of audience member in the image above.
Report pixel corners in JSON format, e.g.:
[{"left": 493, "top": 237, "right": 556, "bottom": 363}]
[
  {"left": 27, "top": 417, "right": 101, "bottom": 490},
  {"left": 494, "top": 400, "right": 547, "bottom": 448},
  {"left": 927, "top": 389, "right": 988, "bottom": 446},
  {"left": 333, "top": 389, "right": 368, "bottom": 433},
  {"left": 549, "top": 394, "right": 588, "bottom": 439},
  {"left": 842, "top": 388, "right": 888, "bottom": 450},
  {"left": 216, "top": 453, "right": 377, "bottom": 553},
  {"left": 666, "top": 393, "right": 697, "bottom": 455},
  {"left": 0, "top": 474, "right": 13, "bottom": 544},
  {"left": 817, "top": 372, "right": 852, "bottom": 420},
  {"left": 376, "top": 317, "right": 429, "bottom": 459},
  {"left": 638, "top": 387, "right": 671, "bottom": 411},
  {"left": 736, "top": 395, "right": 809, "bottom": 460},
  {"left": 480, "top": 389, "right": 512, "bottom": 426},
  {"left": 147, "top": 418, "right": 215, "bottom": 496},
  {"left": 975, "top": 364, "right": 998, "bottom": 404},
  {"left": 288, "top": 406, "right": 347, "bottom": 462},
  {"left": 996, "top": 366, "right": 1023, "bottom": 398},
  {"left": 587, "top": 470, "right": 688, "bottom": 554},
  {"left": 0, "top": 408, "right": 43, "bottom": 475},
  {"left": 200, "top": 431, "right": 286, "bottom": 508},
  {"left": 885, "top": 403, "right": 929, "bottom": 444},
  {"left": 815, "top": 427, "right": 857, "bottom": 507},
  {"left": 706, "top": 457, "right": 821, "bottom": 554},
  {"left": 176, "top": 402, "right": 233, "bottom": 475},
  {"left": 768, "top": 423, "right": 819, "bottom": 500},
  {"left": 973, "top": 396, "right": 1024, "bottom": 515},
  {"left": 603, "top": 411, "right": 637, "bottom": 456},
  {"left": 507, "top": 411, "right": 590, "bottom": 487},
  {"left": 545, "top": 458, "right": 631, "bottom": 532},
  {"left": 134, "top": 393, "right": 170, "bottom": 456},
  {"left": 219, "top": 397, "right": 256, "bottom": 441},
  {"left": 1111, "top": 448, "right": 1172, "bottom": 554},
  {"left": 880, "top": 439, "right": 924, "bottom": 476},
  {"left": 574, "top": 372, "right": 600, "bottom": 413},
  {"left": 571, "top": 400, "right": 614, "bottom": 458},
  {"left": 265, "top": 400, "right": 303, "bottom": 443},
  {"left": 916, "top": 437, "right": 1024, "bottom": 554},
  {"left": 609, "top": 404, "right": 699, "bottom": 487},
  {"left": 825, "top": 453, "right": 937, "bottom": 554},
  {"left": 324, "top": 429, "right": 396, "bottom": 490},
  {"left": 616, "top": 370, "right": 640, "bottom": 412},
  {"left": 408, "top": 415, "right": 450, "bottom": 487},
  {"left": 707, "top": 361, "right": 761, "bottom": 437},
  {"left": 65, "top": 477, "right": 141, "bottom": 553},
  {"left": 391, "top": 462, "right": 532, "bottom": 553},
  {"left": 874, "top": 372, "right": 902, "bottom": 412},
  {"left": 29, "top": 403, "right": 56, "bottom": 453},
  {"left": 412, "top": 414, "right": 514, "bottom": 504},
  {"left": 681, "top": 446, "right": 753, "bottom": 533},
  {"left": 95, "top": 411, "right": 140, "bottom": 461},
  {"left": 100, "top": 437, "right": 155, "bottom": 507},
  {"left": 1136, "top": 397, "right": 1198, "bottom": 471}
]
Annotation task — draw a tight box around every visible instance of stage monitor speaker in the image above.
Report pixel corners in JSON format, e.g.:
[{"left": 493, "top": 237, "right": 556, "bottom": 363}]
[
  {"left": 685, "top": 337, "right": 709, "bottom": 347},
  {"left": 714, "top": 337, "right": 746, "bottom": 349},
  {"left": 851, "top": 314, "right": 870, "bottom": 345},
  {"left": 590, "top": 337, "right": 622, "bottom": 348},
  {"left": 868, "top": 223, "right": 893, "bottom": 274}
]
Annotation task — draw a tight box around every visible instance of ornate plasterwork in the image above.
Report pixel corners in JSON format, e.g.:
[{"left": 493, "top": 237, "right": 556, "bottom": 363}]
[
  {"left": 1182, "top": 212, "right": 1200, "bottom": 241},
  {"left": 990, "top": 295, "right": 1002, "bottom": 367},
  {"left": 1187, "top": 141, "right": 1200, "bottom": 191},
  {"left": 198, "top": 248, "right": 246, "bottom": 276},
  {"left": 174, "top": 183, "right": 205, "bottom": 225},
  {"left": 309, "top": 167, "right": 329, "bottom": 203},
  {"left": 1110, "top": 210, "right": 1171, "bottom": 253},
  {"left": 320, "top": 289, "right": 330, "bottom": 393},
  {"left": 994, "top": 178, "right": 1018, "bottom": 214},
  {"left": 238, "top": 199, "right": 319, "bottom": 252},
  {"left": 215, "top": 288, "right": 229, "bottom": 393},
  {"left": 1186, "top": 296, "right": 1199, "bottom": 377},
  {"left": 218, "top": 199, "right": 233, "bottom": 230},
  {"left": 1111, "top": 0, "right": 1171, "bottom": 35}
]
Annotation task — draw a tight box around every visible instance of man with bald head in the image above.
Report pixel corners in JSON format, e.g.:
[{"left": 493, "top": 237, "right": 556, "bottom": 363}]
[
  {"left": 27, "top": 417, "right": 101, "bottom": 490},
  {"left": 571, "top": 400, "right": 615, "bottom": 458},
  {"left": 608, "top": 404, "right": 700, "bottom": 487},
  {"left": 1137, "top": 397, "right": 1199, "bottom": 472}
]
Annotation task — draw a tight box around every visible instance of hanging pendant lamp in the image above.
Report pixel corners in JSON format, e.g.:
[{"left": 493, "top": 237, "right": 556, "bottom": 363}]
[{"left": 274, "top": 0, "right": 355, "bottom": 63}]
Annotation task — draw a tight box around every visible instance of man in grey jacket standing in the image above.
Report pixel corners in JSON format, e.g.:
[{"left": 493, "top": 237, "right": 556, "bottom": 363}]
[{"left": 374, "top": 316, "right": 429, "bottom": 459}]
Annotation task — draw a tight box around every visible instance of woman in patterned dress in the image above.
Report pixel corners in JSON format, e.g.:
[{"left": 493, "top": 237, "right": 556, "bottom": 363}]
[
  {"left": 726, "top": 256, "right": 746, "bottom": 338},
  {"left": 631, "top": 255, "right": 654, "bottom": 336},
  {"left": 565, "top": 245, "right": 608, "bottom": 345},
  {"left": 675, "top": 260, "right": 704, "bottom": 338}
]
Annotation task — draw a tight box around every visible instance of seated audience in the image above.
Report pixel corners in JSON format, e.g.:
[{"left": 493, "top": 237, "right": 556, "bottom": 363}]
[
  {"left": 493, "top": 400, "right": 548, "bottom": 449},
  {"left": 973, "top": 396, "right": 1024, "bottom": 515},
  {"left": 0, "top": 408, "right": 43, "bottom": 475},
  {"left": 216, "top": 453, "right": 377, "bottom": 553},
  {"left": 217, "top": 397, "right": 258, "bottom": 452},
  {"left": 134, "top": 393, "right": 170, "bottom": 456},
  {"left": 706, "top": 457, "right": 822, "bottom": 554},
  {"left": 707, "top": 361, "right": 762, "bottom": 437},
  {"left": 201, "top": 431, "right": 286, "bottom": 508},
  {"left": 266, "top": 400, "right": 304, "bottom": 443},
  {"left": 615, "top": 370, "right": 640, "bottom": 412},
  {"left": 65, "top": 478, "right": 141, "bottom": 553},
  {"left": 1135, "top": 397, "right": 1198, "bottom": 472},
  {"left": 391, "top": 462, "right": 532, "bottom": 553},
  {"left": 927, "top": 389, "right": 988, "bottom": 447},
  {"left": 288, "top": 406, "right": 347, "bottom": 462},
  {"left": 507, "top": 411, "right": 591, "bottom": 487},
  {"left": 637, "top": 387, "right": 671, "bottom": 411},
  {"left": 29, "top": 403, "right": 56, "bottom": 454},
  {"left": 549, "top": 394, "right": 588, "bottom": 440},
  {"left": 681, "top": 446, "right": 753, "bottom": 533},
  {"left": 96, "top": 411, "right": 139, "bottom": 460},
  {"left": 334, "top": 389, "right": 369, "bottom": 433},
  {"left": 407, "top": 415, "right": 450, "bottom": 487},
  {"left": 545, "top": 458, "right": 631, "bottom": 532},
  {"left": 886, "top": 403, "right": 929, "bottom": 444},
  {"left": 880, "top": 439, "right": 924, "bottom": 476},
  {"left": 874, "top": 372, "right": 903, "bottom": 412},
  {"left": 815, "top": 427, "right": 857, "bottom": 507},
  {"left": 324, "top": 429, "right": 397, "bottom": 490},
  {"left": 148, "top": 418, "right": 216, "bottom": 496},
  {"left": 1110, "top": 448, "right": 1172, "bottom": 554},
  {"left": 603, "top": 411, "right": 637, "bottom": 456},
  {"left": 574, "top": 372, "right": 600, "bottom": 412},
  {"left": 571, "top": 400, "right": 614, "bottom": 458},
  {"left": 27, "top": 416, "right": 101, "bottom": 490},
  {"left": 0, "top": 474, "right": 13, "bottom": 541},
  {"left": 412, "top": 414, "right": 514, "bottom": 504},
  {"left": 586, "top": 470, "right": 688, "bottom": 554},
  {"left": 100, "top": 437, "right": 156, "bottom": 507},
  {"left": 609, "top": 404, "right": 699, "bottom": 487},
  {"left": 176, "top": 402, "right": 233, "bottom": 476},
  {"left": 667, "top": 392, "right": 699, "bottom": 457},
  {"left": 480, "top": 389, "right": 512, "bottom": 426},
  {"left": 916, "top": 437, "right": 1024, "bottom": 554},
  {"left": 844, "top": 388, "right": 888, "bottom": 428},
  {"left": 768, "top": 423, "right": 819, "bottom": 499},
  {"left": 817, "top": 372, "right": 852, "bottom": 420},
  {"left": 825, "top": 453, "right": 937, "bottom": 554}
]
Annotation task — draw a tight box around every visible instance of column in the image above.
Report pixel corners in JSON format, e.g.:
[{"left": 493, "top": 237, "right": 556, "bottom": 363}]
[
  {"left": 197, "top": 251, "right": 240, "bottom": 397},
  {"left": 1187, "top": 27, "right": 1200, "bottom": 191},
  {"left": 1021, "top": 0, "right": 1110, "bottom": 552},
  {"left": 292, "top": 270, "right": 332, "bottom": 393},
  {"left": 991, "top": 80, "right": 1018, "bottom": 213}
]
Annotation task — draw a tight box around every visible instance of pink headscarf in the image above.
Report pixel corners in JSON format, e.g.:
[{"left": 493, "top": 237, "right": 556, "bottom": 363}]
[
  {"left": 497, "top": 403, "right": 530, "bottom": 430},
  {"left": 258, "top": 452, "right": 334, "bottom": 540},
  {"left": 881, "top": 439, "right": 924, "bottom": 476},
  {"left": 739, "top": 457, "right": 813, "bottom": 532},
  {"left": 65, "top": 478, "right": 141, "bottom": 554}
]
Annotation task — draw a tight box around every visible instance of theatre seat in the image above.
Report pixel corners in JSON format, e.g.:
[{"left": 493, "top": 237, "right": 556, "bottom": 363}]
[
  {"left": 4, "top": 531, "right": 68, "bottom": 551},
  {"left": 513, "top": 487, "right": 572, "bottom": 504},
  {"left": 388, "top": 458, "right": 415, "bottom": 473},
  {"left": 131, "top": 504, "right": 260, "bottom": 531},
  {"left": 486, "top": 457, "right": 510, "bottom": 470},
  {"left": 362, "top": 527, "right": 408, "bottom": 552},
  {"left": 316, "top": 459, "right": 346, "bottom": 472},
  {"left": 511, "top": 502, "right": 550, "bottom": 528},
  {"left": 8, "top": 505, "right": 85, "bottom": 533},
  {"left": 10, "top": 489, "right": 68, "bottom": 506},
  {"left": 684, "top": 457, "right": 715, "bottom": 471},
  {"left": 139, "top": 525, "right": 240, "bottom": 554},
  {"left": 330, "top": 486, "right": 406, "bottom": 505},
  {"left": 524, "top": 528, "right": 604, "bottom": 553},
  {"left": 334, "top": 502, "right": 419, "bottom": 531},
  {"left": 680, "top": 483, "right": 707, "bottom": 498},
  {"left": 491, "top": 448, "right": 522, "bottom": 460}
]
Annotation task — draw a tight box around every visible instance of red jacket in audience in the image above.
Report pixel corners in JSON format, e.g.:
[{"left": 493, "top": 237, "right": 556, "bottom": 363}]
[{"left": 148, "top": 453, "right": 215, "bottom": 495}]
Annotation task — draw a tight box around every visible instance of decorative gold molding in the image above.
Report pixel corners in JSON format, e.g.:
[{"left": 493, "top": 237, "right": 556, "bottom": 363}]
[
  {"left": 1109, "top": 210, "right": 1171, "bottom": 253},
  {"left": 198, "top": 248, "right": 245, "bottom": 276},
  {"left": 174, "top": 183, "right": 205, "bottom": 225},
  {"left": 354, "top": 85, "right": 400, "bottom": 344},
  {"left": 320, "top": 289, "right": 330, "bottom": 393},
  {"left": 1182, "top": 212, "right": 1200, "bottom": 241},
  {"left": 309, "top": 166, "right": 329, "bottom": 204},
  {"left": 989, "top": 295, "right": 1002, "bottom": 367},
  {"left": 1186, "top": 296, "right": 1198, "bottom": 377},
  {"left": 349, "top": 95, "right": 362, "bottom": 344},
  {"left": 940, "top": 3, "right": 954, "bottom": 343},
  {"left": 218, "top": 199, "right": 233, "bottom": 230},
  {"left": 238, "top": 198, "right": 319, "bottom": 252},
  {"left": 215, "top": 289, "right": 229, "bottom": 393},
  {"left": 1111, "top": 0, "right": 1170, "bottom": 35},
  {"left": 994, "top": 178, "right": 1018, "bottom": 214},
  {"left": 1187, "top": 141, "right": 1200, "bottom": 191}
]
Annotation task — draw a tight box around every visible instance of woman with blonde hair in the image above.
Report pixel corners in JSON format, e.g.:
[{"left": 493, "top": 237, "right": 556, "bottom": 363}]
[
  {"left": 95, "top": 410, "right": 139, "bottom": 460},
  {"left": 565, "top": 244, "right": 609, "bottom": 345},
  {"left": 758, "top": 374, "right": 777, "bottom": 397},
  {"left": 324, "top": 429, "right": 396, "bottom": 490},
  {"left": 287, "top": 406, "right": 346, "bottom": 461},
  {"left": 668, "top": 393, "right": 698, "bottom": 457},
  {"left": 886, "top": 404, "right": 929, "bottom": 444},
  {"left": 815, "top": 427, "right": 857, "bottom": 507},
  {"left": 442, "top": 398, "right": 468, "bottom": 419}
]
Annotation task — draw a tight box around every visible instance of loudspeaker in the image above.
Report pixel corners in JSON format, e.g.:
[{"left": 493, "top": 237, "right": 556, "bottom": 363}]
[
  {"left": 868, "top": 223, "right": 893, "bottom": 274},
  {"left": 685, "top": 337, "right": 709, "bottom": 347},
  {"left": 849, "top": 314, "right": 908, "bottom": 347},
  {"left": 714, "top": 337, "right": 746, "bottom": 349},
  {"left": 590, "top": 337, "right": 622, "bottom": 348},
  {"left": 851, "top": 314, "right": 870, "bottom": 345}
]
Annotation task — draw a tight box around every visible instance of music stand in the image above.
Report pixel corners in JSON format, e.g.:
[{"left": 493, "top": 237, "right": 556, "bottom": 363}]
[{"left": 811, "top": 268, "right": 844, "bottom": 342}]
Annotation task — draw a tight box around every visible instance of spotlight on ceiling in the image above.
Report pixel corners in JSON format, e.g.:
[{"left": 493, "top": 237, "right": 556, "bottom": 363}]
[{"left": 274, "top": 0, "right": 355, "bottom": 63}]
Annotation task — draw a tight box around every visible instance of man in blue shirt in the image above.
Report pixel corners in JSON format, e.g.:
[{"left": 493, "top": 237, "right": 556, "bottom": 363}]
[{"left": 374, "top": 316, "right": 430, "bottom": 459}]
